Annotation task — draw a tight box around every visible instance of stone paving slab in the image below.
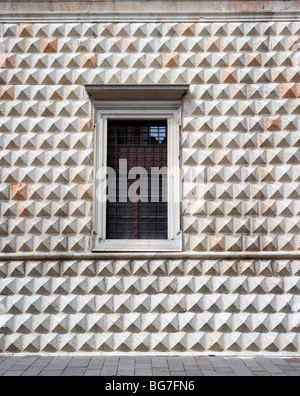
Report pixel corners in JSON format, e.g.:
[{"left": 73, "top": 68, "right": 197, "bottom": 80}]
[{"left": 0, "top": 356, "right": 299, "bottom": 376}]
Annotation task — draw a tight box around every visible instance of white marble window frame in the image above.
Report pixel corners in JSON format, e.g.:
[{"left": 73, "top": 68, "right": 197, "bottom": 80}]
[{"left": 91, "top": 100, "right": 183, "bottom": 252}]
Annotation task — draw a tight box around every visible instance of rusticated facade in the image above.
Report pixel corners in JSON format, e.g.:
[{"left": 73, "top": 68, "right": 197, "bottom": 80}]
[{"left": 0, "top": 1, "right": 300, "bottom": 355}]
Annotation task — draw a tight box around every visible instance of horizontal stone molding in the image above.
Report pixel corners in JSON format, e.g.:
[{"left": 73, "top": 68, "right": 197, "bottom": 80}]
[
  {"left": 1, "top": 252, "right": 300, "bottom": 261},
  {"left": 1, "top": 11, "right": 300, "bottom": 23}
]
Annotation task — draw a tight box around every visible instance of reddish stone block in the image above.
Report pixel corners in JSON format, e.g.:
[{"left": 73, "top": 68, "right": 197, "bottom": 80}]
[
  {"left": 222, "top": 68, "right": 239, "bottom": 83},
  {"left": 19, "top": 204, "right": 32, "bottom": 217},
  {"left": 11, "top": 184, "right": 28, "bottom": 201},
  {"left": 0, "top": 85, "right": 15, "bottom": 100},
  {"left": 204, "top": 37, "right": 223, "bottom": 52},
  {"left": 42, "top": 38, "right": 58, "bottom": 53},
  {"left": 123, "top": 38, "right": 140, "bottom": 52},
  {"left": 281, "top": 83, "right": 299, "bottom": 98},
  {"left": 231, "top": 84, "right": 247, "bottom": 99},
  {"left": 81, "top": 53, "right": 98, "bottom": 68},
  {"left": 266, "top": 116, "right": 282, "bottom": 132},
  {"left": 180, "top": 23, "right": 196, "bottom": 37},
  {"left": 80, "top": 117, "right": 93, "bottom": 132},
  {"left": 0, "top": 54, "right": 16, "bottom": 69},
  {"left": 101, "top": 23, "right": 115, "bottom": 37},
  {"left": 78, "top": 184, "right": 93, "bottom": 200},
  {"left": 246, "top": 52, "right": 262, "bottom": 67},
  {"left": 261, "top": 201, "right": 277, "bottom": 217},
  {"left": 163, "top": 53, "right": 180, "bottom": 68},
  {"left": 18, "top": 23, "right": 33, "bottom": 37}
]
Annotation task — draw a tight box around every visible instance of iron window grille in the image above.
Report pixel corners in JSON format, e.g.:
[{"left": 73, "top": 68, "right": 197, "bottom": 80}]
[{"left": 106, "top": 120, "right": 168, "bottom": 240}]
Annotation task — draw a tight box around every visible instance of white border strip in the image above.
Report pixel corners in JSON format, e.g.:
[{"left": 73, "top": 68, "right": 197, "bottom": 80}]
[
  {"left": 0, "top": 11, "right": 300, "bottom": 22},
  {"left": 1, "top": 252, "right": 300, "bottom": 260}
]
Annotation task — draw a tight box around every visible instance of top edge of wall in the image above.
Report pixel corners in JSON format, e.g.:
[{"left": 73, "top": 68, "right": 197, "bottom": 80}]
[{"left": 1, "top": 1, "right": 300, "bottom": 22}]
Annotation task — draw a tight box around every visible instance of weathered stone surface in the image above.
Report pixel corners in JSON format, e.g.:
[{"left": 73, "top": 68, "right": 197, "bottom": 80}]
[
  {"left": 0, "top": 15, "right": 300, "bottom": 253},
  {"left": 0, "top": 1, "right": 300, "bottom": 355},
  {"left": 0, "top": 259, "right": 299, "bottom": 354}
]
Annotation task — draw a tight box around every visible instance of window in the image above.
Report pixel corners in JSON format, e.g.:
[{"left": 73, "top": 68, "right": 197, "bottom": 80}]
[
  {"left": 106, "top": 120, "right": 168, "bottom": 240},
  {"left": 86, "top": 84, "right": 188, "bottom": 252}
]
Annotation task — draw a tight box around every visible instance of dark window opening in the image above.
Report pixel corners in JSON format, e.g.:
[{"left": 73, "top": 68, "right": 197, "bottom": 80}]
[{"left": 106, "top": 120, "right": 168, "bottom": 240}]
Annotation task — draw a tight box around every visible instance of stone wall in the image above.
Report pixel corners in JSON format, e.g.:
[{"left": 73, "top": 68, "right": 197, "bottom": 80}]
[
  {"left": 0, "top": 1, "right": 300, "bottom": 354},
  {"left": 0, "top": 19, "right": 300, "bottom": 254},
  {"left": 0, "top": 259, "right": 299, "bottom": 354}
]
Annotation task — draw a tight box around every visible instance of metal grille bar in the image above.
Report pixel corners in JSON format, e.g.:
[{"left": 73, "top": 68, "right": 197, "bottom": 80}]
[{"left": 106, "top": 120, "right": 168, "bottom": 240}]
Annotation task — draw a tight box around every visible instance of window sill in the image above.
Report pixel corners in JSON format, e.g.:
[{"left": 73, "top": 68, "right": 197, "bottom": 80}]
[{"left": 92, "top": 232, "right": 183, "bottom": 252}]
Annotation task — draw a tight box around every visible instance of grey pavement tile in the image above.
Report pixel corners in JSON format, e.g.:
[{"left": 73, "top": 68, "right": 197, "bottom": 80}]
[
  {"left": 210, "top": 361, "right": 231, "bottom": 368},
  {"left": 45, "top": 364, "right": 70, "bottom": 371},
  {"left": 196, "top": 364, "right": 214, "bottom": 371},
  {"left": 90, "top": 357, "right": 105, "bottom": 364},
  {"left": 272, "top": 373, "right": 288, "bottom": 376},
  {"left": 102, "top": 363, "right": 119, "bottom": 370},
  {"left": 285, "top": 371, "right": 300, "bottom": 376},
  {"left": 181, "top": 357, "right": 197, "bottom": 366},
  {"left": 44, "top": 357, "right": 71, "bottom": 369},
  {"left": 84, "top": 370, "right": 101, "bottom": 376},
  {"left": 1, "top": 357, "right": 21, "bottom": 364},
  {"left": 68, "top": 357, "right": 91, "bottom": 367},
  {"left": 0, "top": 364, "right": 16, "bottom": 372},
  {"left": 32, "top": 357, "right": 54, "bottom": 367},
  {"left": 0, "top": 360, "right": 20, "bottom": 369},
  {"left": 135, "top": 370, "right": 153, "bottom": 376},
  {"left": 117, "top": 371, "right": 135, "bottom": 377},
  {"left": 20, "top": 356, "right": 39, "bottom": 363},
  {"left": 2, "top": 371, "right": 25, "bottom": 376},
  {"left": 120, "top": 356, "right": 135, "bottom": 362},
  {"left": 153, "top": 368, "right": 170, "bottom": 376},
  {"left": 100, "top": 369, "right": 118, "bottom": 376},
  {"left": 61, "top": 368, "right": 87, "bottom": 376},
  {"left": 201, "top": 370, "right": 218, "bottom": 376},
  {"left": 227, "top": 359, "right": 255, "bottom": 376},
  {"left": 6, "top": 365, "right": 29, "bottom": 371},
  {"left": 119, "top": 361, "right": 135, "bottom": 369},
  {"left": 276, "top": 364, "right": 296, "bottom": 371},
  {"left": 243, "top": 359, "right": 265, "bottom": 372},
  {"left": 194, "top": 357, "right": 214, "bottom": 370},
  {"left": 22, "top": 367, "right": 44, "bottom": 376},
  {"left": 87, "top": 363, "right": 104, "bottom": 370},
  {"left": 185, "top": 371, "right": 203, "bottom": 376},
  {"left": 39, "top": 370, "right": 63, "bottom": 377},
  {"left": 221, "top": 373, "right": 238, "bottom": 377},
  {"left": 152, "top": 358, "right": 168, "bottom": 368},
  {"left": 103, "top": 360, "right": 120, "bottom": 366},
  {"left": 216, "top": 368, "right": 235, "bottom": 374},
  {"left": 105, "top": 357, "right": 120, "bottom": 362},
  {"left": 255, "top": 358, "right": 284, "bottom": 374},
  {"left": 287, "top": 363, "right": 300, "bottom": 370},
  {"left": 254, "top": 372, "right": 271, "bottom": 377},
  {"left": 118, "top": 366, "right": 135, "bottom": 374},
  {"left": 136, "top": 360, "right": 152, "bottom": 366},
  {"left": 136, "top": 366, "right": 152, "bottom": 372},
  {"left": 50, "top": 357, "right": 72, "bottom": 364},
  {"left": 136, "top": 357, "right": 152, "bottom": 362},
  {"left": 169, "top": 371, "right": 187, "bottom": 376},
  {"left": 168, "top": 358, "right": 185, "bottom": 371}
]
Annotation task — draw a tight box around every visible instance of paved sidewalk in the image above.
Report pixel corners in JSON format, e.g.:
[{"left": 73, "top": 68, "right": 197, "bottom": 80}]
[{"left": 0, "top": 356, "right": 300, "bottom": 376}]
